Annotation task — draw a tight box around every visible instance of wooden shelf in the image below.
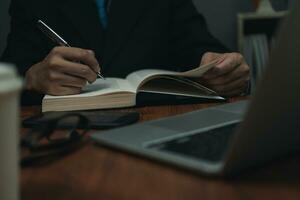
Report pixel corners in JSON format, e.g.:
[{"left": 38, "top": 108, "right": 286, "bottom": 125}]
[
  {"left": 238, "top": 11, "right": 287, "bottom": 51},
  {"left": 237, "top": 10, "right": 288, "bottom": 92}
]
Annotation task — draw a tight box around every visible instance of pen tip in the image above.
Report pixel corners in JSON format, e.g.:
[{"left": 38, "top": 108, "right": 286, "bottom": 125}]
[{"left": 97, "top": 72, "right": 105, "bottom": 79}]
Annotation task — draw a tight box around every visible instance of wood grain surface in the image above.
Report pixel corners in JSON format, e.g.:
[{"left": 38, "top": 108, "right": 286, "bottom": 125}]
[{"left": 20, "top": 97, "right": 300, "bottom": 200}]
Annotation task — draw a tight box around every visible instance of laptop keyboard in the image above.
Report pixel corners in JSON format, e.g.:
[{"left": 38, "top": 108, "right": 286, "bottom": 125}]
[{"left": 149, "top": 123, "right": 239, "bottom": 162}]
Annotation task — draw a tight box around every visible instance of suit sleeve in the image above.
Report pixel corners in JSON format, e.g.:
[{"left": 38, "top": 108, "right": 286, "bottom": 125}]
[{"left": 170, "top": 0, "right": 229, "bottom": 71}]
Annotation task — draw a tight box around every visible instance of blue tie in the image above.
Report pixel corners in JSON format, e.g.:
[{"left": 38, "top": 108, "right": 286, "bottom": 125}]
[{"left": 96, "top": 0, "right": 108, "bottom": 28}]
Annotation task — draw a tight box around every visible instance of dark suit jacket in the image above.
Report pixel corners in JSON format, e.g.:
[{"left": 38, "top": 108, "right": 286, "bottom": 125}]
[{"left": 1, "top": 0, "right": 228, "bottom": 105}]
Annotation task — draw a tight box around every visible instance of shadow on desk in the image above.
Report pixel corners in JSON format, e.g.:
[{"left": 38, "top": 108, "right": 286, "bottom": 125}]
[
  {"left": 231, "top": 152, "right": 300, "bottom": 184},
  {"left": 136, "top": 92, "right": 227, "bottom": 107}
]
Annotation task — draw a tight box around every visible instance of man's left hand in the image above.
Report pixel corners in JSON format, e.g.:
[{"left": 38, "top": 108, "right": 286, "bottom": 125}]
[{"left": 199, "top": 52, "right": 250, "bottom": 97}]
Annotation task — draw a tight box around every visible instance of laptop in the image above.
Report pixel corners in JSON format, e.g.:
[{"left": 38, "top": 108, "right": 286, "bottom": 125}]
[{"left": 92, "top": 2, "right": 300, "bottom": 176}]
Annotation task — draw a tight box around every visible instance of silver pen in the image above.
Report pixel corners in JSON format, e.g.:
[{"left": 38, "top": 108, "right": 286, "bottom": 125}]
[{"left": 37, "top": 20, "right": 105, "bottom": 79}]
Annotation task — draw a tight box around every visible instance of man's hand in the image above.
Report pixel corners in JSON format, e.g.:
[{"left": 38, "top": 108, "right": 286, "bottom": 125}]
[
  {"left": 25, "top": 47, "right": 100, "bottom": 96},
  {"left": 199, "top": 52, "right": 250, "bottom": 97}
]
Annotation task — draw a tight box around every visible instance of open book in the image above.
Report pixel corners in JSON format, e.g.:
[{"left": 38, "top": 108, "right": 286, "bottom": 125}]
[{"left": 42, "top": 61, "right": 225, "bottom": 112}]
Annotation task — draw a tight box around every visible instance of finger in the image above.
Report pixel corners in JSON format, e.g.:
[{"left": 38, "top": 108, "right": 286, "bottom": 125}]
[
  {"left": 60, "top": 76, "right": 87, "bottom": 89},
  {"left": 203, "top": 62, "right": 250, "bottom": 86},
  {"left": 207, "top": 76, "right": 249, "bottom": 94},
  {"left": 55, "top": 86, "right": 82, "bottom": 96},
  {"left": 48, "top": 56, "right": 97, "bottom": 83},
  {"left": 203, "top": 53, "right": 243, "bottom": 79},
  {"left": 47, "top": 71, "right": 87, "bottom": 88},
  {"left": 47, "top": 84, "right": 82, "bottom": 96},
  {"left": 51, "top": 47, "right": 100, "bottom": 73},
  {"left": 219, "top": 85, "right": 247, "bottom": 97}
]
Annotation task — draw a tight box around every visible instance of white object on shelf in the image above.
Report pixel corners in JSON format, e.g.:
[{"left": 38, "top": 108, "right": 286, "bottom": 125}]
[{"left": 257, "top": 0, "right": 276, "bottom": 14}]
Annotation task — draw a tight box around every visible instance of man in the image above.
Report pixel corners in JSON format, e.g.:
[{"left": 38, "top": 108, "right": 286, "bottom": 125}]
[{"left": 1, "top": 0, "right": 250, "bottom": 105}]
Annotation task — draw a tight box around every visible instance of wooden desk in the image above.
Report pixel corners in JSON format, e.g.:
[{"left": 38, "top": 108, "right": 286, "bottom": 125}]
[{"left": 21, "top": 98, "right": 300, "bottom": 200}]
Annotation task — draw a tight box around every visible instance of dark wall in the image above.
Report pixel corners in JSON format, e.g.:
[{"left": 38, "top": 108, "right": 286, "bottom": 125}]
[
  {"left": 0, "top": 0, "right": 11, "bottom": 56},
  {"left": 193, "top": 0, "right": 292, "bottom": 51},
  {"left": 193, "top": 0, "right": 254, "bottom": 51}
]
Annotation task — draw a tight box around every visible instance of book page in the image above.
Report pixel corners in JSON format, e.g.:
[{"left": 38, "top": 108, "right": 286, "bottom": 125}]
[
  {"left": 44, "top": 78, "right": 136, "bottom": 100},
  {"left": 126, "top": 69, "right": 178, "bottom": 88},
  {"left": 125, "top": 60, "right": 218, "bottom": 88},
  {"left": 139, "top": 77, "right": 225, "bottom": 100},
  {"left": 179, "top": 60, "right": 218, "bottom": 77}
]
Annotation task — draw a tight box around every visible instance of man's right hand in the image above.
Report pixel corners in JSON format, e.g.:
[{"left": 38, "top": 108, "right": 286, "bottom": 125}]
[{"left": 25, "top": 47, "right": 100, "bottom": 96}]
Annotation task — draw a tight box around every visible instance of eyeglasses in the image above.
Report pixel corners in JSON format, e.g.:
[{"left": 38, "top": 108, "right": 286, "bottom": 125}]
[{"left": 21, "top": 113, "right": 90, "bottom": 167}]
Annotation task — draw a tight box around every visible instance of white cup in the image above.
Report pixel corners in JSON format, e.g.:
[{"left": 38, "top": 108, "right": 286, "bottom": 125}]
[{"left": 0, "top": 63, "right": 22, "bottom": 200}]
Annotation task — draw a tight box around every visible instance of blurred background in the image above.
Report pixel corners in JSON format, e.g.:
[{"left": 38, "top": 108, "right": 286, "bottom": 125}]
[
  {"left": 0, "top": 0, "right": 11, "bottom": 56},
  {"left": 0, "top": 0, "right": 294, "bottom": 56}
]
